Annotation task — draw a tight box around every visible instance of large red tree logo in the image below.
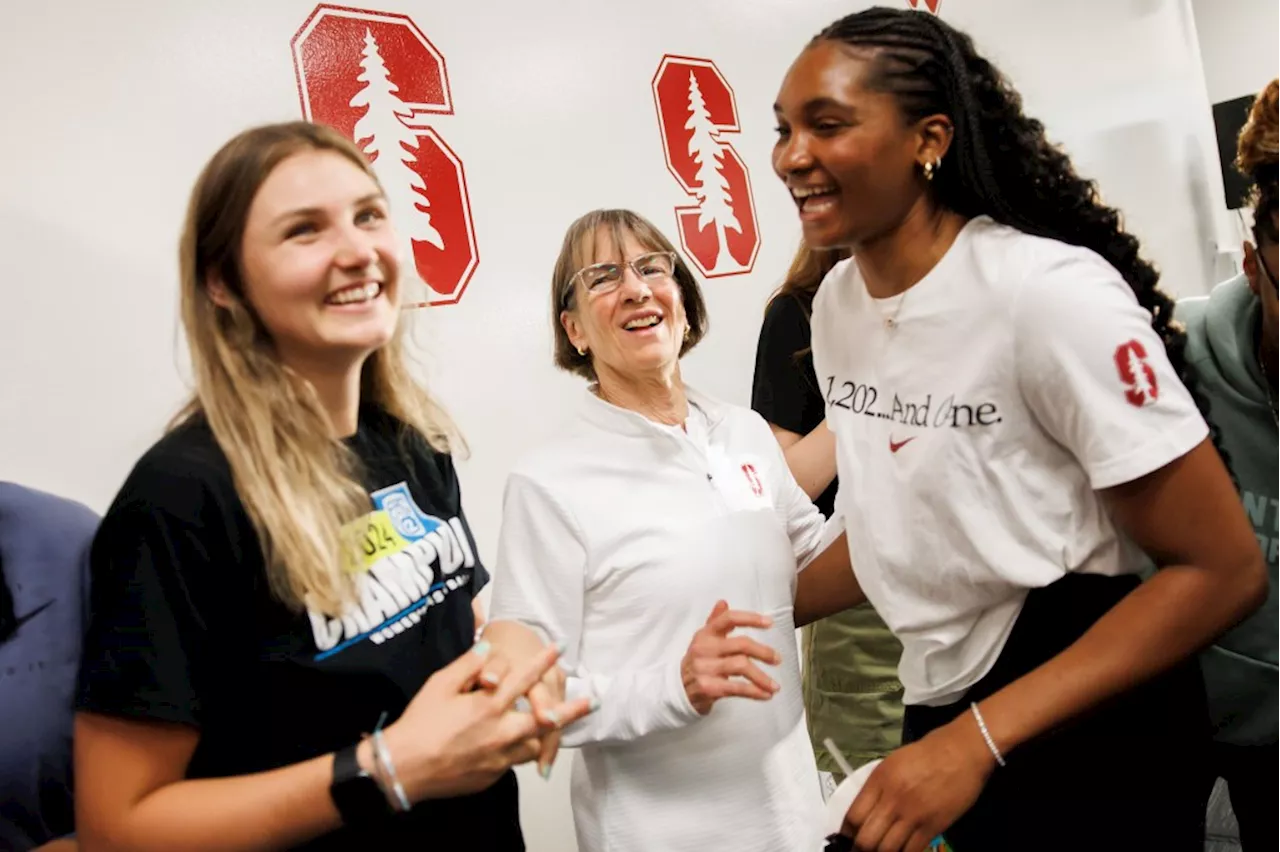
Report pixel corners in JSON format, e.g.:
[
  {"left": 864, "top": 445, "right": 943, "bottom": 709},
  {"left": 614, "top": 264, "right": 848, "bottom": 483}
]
[
  {"left": 652, "top": 56, "right": 760, "bottom": 279},
  {"left": 905, "top": 0, "right": 943, "bottom": 13},
  {"left": 292, "top": 5, "right": 479, "bottom": 307}
]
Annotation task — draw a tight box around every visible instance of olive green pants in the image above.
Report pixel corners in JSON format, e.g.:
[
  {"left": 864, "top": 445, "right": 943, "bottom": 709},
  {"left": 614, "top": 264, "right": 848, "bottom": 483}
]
[{"left": 802, "top": 601, "right": 904, "bottom": 776}]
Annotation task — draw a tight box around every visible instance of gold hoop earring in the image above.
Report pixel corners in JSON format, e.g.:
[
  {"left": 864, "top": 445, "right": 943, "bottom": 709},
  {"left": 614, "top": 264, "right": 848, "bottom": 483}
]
[
  {"left": 683, "top": 326, "right": 691, "bottom": 340},
  {"left": 577, "top": 346, "right": 587, "bottom": 357},
  {"left": 922, "top": 160, "right": 936, "bottom": 181}
]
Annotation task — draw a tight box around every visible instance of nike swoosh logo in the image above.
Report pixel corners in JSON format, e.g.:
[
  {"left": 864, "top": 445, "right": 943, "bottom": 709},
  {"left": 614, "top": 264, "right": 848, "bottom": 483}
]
[
  {"left": 889, "top": 437, "right": 916, "bottom": 454},
  {"left": 13, "top": 600, "right": 54, "bottom": 633}
]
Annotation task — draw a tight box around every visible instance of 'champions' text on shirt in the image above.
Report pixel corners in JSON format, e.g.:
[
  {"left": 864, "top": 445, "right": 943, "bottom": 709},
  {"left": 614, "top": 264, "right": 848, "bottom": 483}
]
[{"left": 307, "top": 481, "right": 475, "bottom": 659}]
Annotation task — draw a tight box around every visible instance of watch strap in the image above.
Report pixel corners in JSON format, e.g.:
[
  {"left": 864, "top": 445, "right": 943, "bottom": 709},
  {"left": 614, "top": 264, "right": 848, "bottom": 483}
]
[{"left": 330, "top": 743, "right": 392, "bottom": 827}]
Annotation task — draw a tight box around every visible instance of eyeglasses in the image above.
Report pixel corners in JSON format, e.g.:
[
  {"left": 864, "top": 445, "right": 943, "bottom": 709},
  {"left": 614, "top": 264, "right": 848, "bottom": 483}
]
[{"left": 562, "top": 251, "right": 677, "bottom": 307}]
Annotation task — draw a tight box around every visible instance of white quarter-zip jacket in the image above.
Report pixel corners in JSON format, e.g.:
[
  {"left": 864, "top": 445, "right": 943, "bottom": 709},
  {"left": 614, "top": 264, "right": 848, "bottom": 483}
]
[{"left": 490, "top": 387, "right": 826, "bottom": 852}]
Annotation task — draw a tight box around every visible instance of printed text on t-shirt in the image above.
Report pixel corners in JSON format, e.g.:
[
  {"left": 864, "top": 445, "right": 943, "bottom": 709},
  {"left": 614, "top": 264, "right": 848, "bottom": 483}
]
[{"left": 824, "top": 377, "right": 1003, "bottom": 429}]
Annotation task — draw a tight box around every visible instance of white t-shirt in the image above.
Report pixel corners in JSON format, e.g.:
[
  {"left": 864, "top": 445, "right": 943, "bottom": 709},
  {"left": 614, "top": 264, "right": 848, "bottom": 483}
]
[
  {"left": 489, "top": 388, "right": 825, "bottom": 852},
  {"left": 811, "top": 216, "right": 1208, "bottom": 706}
]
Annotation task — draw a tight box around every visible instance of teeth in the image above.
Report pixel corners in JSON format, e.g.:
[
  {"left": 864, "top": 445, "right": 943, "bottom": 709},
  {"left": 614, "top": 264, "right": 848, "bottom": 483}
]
[
  {"left": 791, "top": 186, "right": 837, "bottom": 199},
  {"left": 624, "top": 315, "right": 661, "bottom": 330},
  {"left": 328, "top": 282, "right": 381, "bottom": 305}
]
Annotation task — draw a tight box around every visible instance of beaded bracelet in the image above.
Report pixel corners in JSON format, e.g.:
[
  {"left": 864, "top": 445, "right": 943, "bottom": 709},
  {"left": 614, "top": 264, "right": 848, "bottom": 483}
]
[
  {"left": 370, "top": 712, "right": 412, "bottom": 812},
  {"left": 969, "top": 702, "right": 1006, "bottom": 768}
]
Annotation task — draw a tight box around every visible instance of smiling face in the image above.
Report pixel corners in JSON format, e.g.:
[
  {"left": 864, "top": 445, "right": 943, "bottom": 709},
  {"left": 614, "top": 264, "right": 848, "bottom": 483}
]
[
  {"left": 560, "top": 226, "right": 688, "bottom": 384},
  {"left": 772, "top": 40, "right": 950, "bottom": 250},
  {"left": 226, "top": 148, "right": 400, "bottom": 375}
]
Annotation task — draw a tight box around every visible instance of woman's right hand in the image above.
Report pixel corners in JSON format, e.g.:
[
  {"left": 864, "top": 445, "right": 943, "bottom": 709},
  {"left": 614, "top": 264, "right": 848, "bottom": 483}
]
[
  {"left": 680, "top": 600, "right": 781, "bottom": 715},
  {"left": 381, "top": 641, "right": 595, "bottom": 801}
]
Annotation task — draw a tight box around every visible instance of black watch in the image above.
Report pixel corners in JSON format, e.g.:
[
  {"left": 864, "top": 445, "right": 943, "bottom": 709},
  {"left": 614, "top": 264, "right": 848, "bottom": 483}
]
[{"left": 330, "top": 743, "right": 393, "bottom": 827}]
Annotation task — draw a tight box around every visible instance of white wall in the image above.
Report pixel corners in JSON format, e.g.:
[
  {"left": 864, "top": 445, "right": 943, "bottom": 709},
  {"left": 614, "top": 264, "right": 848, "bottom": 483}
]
[
  {"left": 0, "top": 1, "right": 1249, "bottom": 849},
  {"left": 1190, "top": 0, "right": 1279, "bottom": 274},
  {"left": 1192, "top": 0, "right": 1278, "bottom": 104}
]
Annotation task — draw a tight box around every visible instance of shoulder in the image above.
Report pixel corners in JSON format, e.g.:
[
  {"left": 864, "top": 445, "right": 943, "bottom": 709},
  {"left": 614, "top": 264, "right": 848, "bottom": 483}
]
[
  {"left": 1175, "top": 293, "right": 1210, "bottom": 342},
  {"left": 969, "top": 218, "right": 1121, "bottom": 301},
  {"left": 506, "top": 433, "right": 585, "bottom": 495},
  {"left": 762, "top": 291, "right": 810, "bottom": 332},
  {"left": 0, "top": 483, "right": 100, "bottom": 579},
  {"left": 703, "top": 395, "right": 779, "bottom": 452},
  {"left": 106, "top": 418, "right": 239, "bottom": 526},
  {"left": 0, "top": 482, "right": 99, "bottom": 533},
  {"left": 990, "top": 231, "right": 1143, "bottom": 336},
  {"left": 1178, "top": 273, "right": 1252, "bottom": 329}
]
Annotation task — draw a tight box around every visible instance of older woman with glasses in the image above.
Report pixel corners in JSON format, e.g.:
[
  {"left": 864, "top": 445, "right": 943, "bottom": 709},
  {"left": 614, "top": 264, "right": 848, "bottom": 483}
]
[{"left": 483, "top": 209, "right": 831, "bottom": 852}]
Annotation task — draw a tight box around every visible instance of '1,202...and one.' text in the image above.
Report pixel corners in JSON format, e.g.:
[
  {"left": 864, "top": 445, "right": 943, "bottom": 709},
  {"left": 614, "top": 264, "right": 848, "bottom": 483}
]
[{"left": 824, "top": 377, "right": 1003, "bottom": 430}]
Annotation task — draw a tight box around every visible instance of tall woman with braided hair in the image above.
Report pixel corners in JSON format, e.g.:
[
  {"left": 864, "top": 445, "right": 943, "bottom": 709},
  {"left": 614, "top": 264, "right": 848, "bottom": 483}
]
[{"left": 773, "top": 7, "right": 1267, "bottom": 850}]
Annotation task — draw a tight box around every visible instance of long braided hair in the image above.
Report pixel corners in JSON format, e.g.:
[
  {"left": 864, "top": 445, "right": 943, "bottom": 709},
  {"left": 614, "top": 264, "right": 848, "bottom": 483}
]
[{"left": 814, "top": 7, "right": 1223, "bottom": 458}]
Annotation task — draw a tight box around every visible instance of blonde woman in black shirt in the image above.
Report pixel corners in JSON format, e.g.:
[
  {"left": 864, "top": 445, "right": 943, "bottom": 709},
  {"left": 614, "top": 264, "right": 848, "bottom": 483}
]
[{"left": 75, "top": 122, "right": 592, "bottom": 851}]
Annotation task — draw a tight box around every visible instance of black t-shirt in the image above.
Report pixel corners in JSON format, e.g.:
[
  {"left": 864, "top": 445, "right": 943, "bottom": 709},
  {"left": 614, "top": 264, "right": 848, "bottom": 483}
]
[
  {"left": 751, "top": 292, "right": 837, "bottom": 518},
  {"left": 76, "top": 407, "right": 522, "bottom": 850}
]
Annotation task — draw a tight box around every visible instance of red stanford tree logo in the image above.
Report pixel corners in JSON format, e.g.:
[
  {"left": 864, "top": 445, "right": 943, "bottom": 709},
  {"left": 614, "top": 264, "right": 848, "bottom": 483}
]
[
  {"left": 905, "top": 0, "right": 942, "bottom": 13},
  {"left": 1114, "top": 339, "right": 1160, "bottom": 407},
  {"left": 292, "top": 5, "right": 479, "bottom": 307},
  {"left": 652, "top": 56, "right": 761, "bottom": 278}
]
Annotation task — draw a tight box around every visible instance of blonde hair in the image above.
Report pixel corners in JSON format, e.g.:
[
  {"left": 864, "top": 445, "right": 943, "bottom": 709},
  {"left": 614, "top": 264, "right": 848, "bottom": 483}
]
[
  {"left": 174, "top": 121, "right": 457, "bottom": 615},
  {"left": 550, "top": 209, "right": 708, "bottom": 380}
]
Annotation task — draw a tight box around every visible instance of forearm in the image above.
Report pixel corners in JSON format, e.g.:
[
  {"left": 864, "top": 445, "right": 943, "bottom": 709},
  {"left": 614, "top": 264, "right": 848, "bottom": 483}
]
[
  {"left": 560, "top": 659, "right": 700, "bottom": 747},
  {"left": 779, "top": 421, "right": 837, "bottom": 501},
  {"left": 794, "top": 533, "right": 866, "bottom": 627},
  {"left": 83, "top": 750, "right": 348, "bottom": 852},
  {"left": 978, "top": 561, "right": 1264, "bottom": 756},
  {"left": 484, "top": 619, "right": 699, "bottom": 746}
]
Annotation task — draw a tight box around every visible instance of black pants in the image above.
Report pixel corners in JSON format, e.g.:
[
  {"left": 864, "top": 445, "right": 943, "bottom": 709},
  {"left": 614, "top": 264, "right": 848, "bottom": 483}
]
[
  {"left": 1205, "top": 740, "right": 1278, "bottom": 851},
  {"left": 902, "top": 573, "right": 1211, "bottom": 852}
]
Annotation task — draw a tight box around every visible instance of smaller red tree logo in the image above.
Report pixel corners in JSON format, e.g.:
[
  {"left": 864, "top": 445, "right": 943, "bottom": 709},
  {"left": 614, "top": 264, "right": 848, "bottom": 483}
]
[{"left": 1114, "top": 340, "right": 1160, "bottom": 407}]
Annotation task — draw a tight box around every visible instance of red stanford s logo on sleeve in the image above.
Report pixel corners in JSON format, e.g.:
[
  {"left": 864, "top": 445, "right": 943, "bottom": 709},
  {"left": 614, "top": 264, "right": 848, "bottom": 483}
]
[
  {"left": 741, "top": 463, "right": 764, "bottom": 497},
  {"left": 1114, "top": 339, "right": 1160, "bottom": 407}
]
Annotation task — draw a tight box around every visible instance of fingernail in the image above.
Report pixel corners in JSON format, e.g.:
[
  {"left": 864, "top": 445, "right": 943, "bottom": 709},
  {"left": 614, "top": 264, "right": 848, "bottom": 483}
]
[
  {"left": 515, "top": 697, "right": 532, "bottom": 713},
  {"left": 553, "top": 640, "right": 567, "bottom": 655},
  {"left": 539, "top": 763, "right": 553, "bottom": 780},
  {"left": 481, "top": 671, "right": 500, "bottom": 686},
  {"left": 770, "top": 680, "right": 780, "bottom": 692},
  {"left": 588, "top": 697, "right": 602, "bottom": 713},
  {"left": 545, "top": 710, "right": 562, "bottom": 727},
  {"left": 472, "top": 640, "right": 491, "bottom": 658}
]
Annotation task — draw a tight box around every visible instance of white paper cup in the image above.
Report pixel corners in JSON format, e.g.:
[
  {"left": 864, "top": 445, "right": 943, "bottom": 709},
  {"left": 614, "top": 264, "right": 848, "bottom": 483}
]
[{"left": 822, "top": 758, "right": 881, "bottom": 837}]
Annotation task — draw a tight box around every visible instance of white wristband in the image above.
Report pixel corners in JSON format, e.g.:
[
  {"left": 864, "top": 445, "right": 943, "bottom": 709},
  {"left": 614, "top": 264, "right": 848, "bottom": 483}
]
[{"left": 969, "top": 702, "right": 1006, "bottom": 767}]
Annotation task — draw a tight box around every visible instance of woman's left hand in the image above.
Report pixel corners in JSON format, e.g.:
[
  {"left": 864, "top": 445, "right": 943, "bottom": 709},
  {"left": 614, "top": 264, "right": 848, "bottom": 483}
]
[
  {"left": 842, "top": 715, "right": 996, "bottom": 851},
  {"left": 475, "top": 620, "right": 570, "bottom": 778}
]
